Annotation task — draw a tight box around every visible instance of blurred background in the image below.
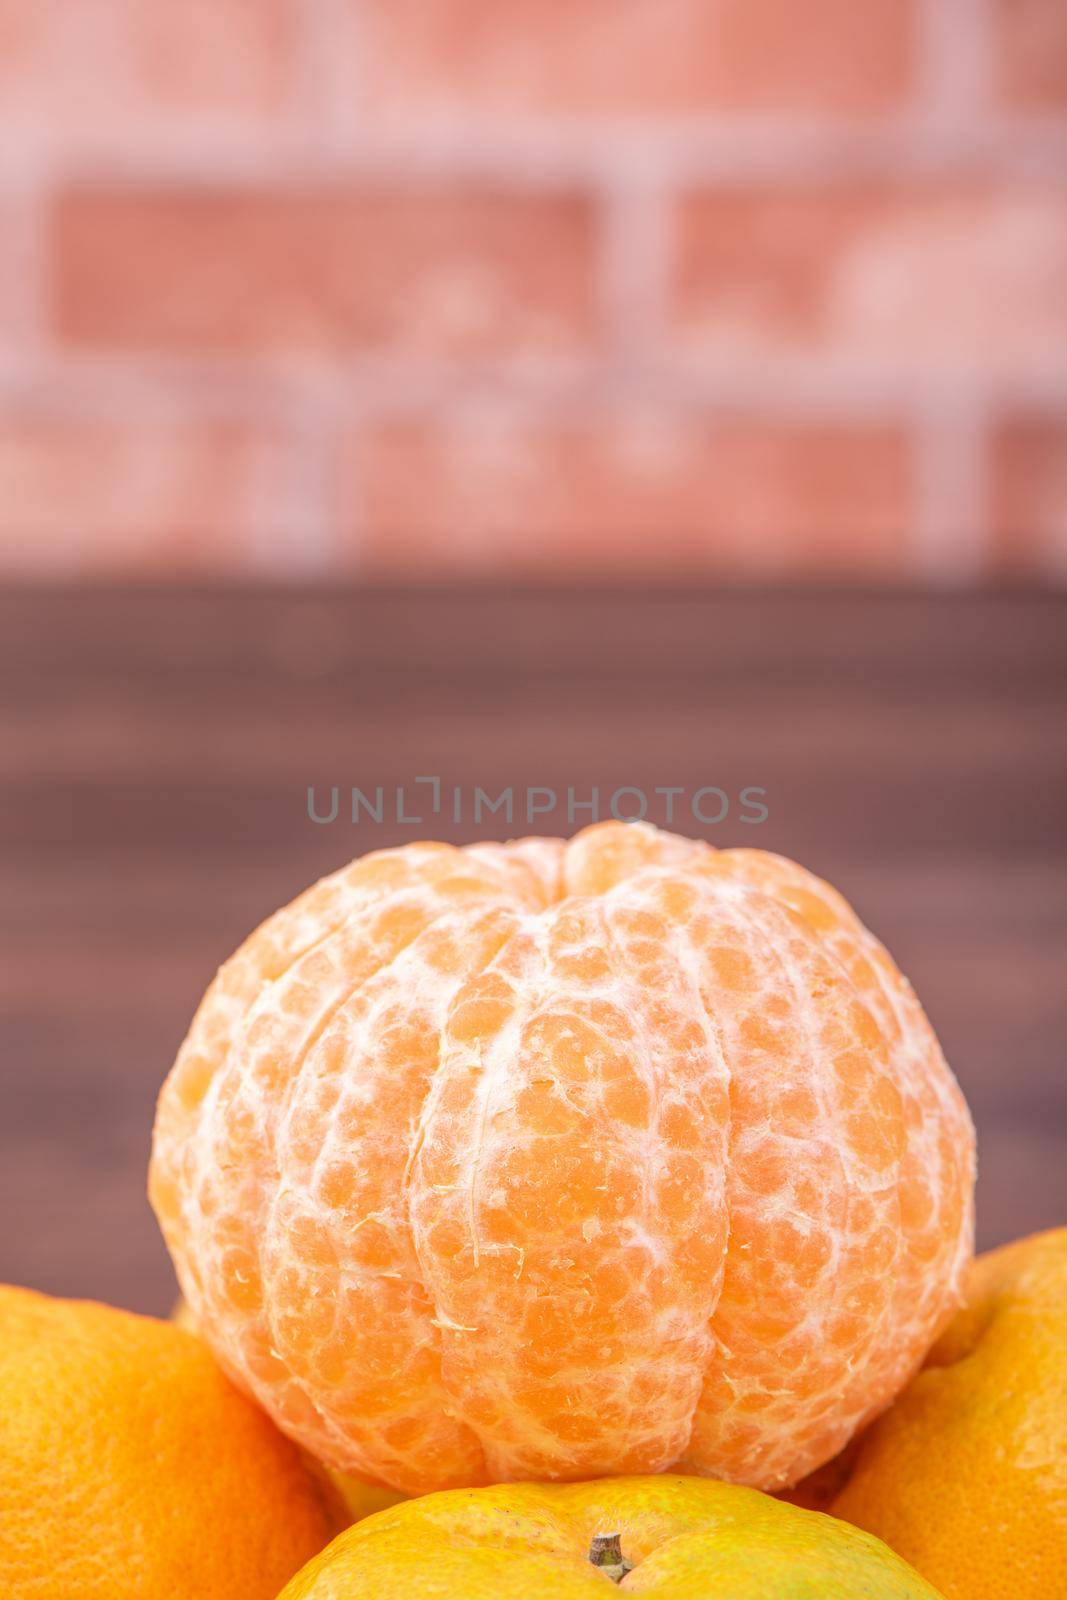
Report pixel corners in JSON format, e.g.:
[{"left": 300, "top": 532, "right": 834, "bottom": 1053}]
[
  {"left": 0, "top": 3, "right": 1065, "bottom": 1316},
  {"left": 0, "top": 0, "right": 1065, "bottom": 579}
]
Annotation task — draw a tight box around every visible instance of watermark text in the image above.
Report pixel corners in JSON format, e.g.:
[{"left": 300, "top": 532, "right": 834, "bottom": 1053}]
[{"left": 307, "top": 778, "right": 769, "bottom": 830}]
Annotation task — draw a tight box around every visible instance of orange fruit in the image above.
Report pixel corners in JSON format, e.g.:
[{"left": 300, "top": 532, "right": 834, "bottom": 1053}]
[
  {"left": 277, "top": 1474, "right": 945, "bottom": 1598},
  {"left": 0, "top": 1285, "right": 339, "bottom": 1598},
  {"left": 171, "top": 1294, "right": 406, "bottom": 1525},
  {"left": 150, "top": 821, "right": 974, "bottom": 1495},
  {"left": 802, "top": 1228, "right": 1067, "bottom": 1599}
]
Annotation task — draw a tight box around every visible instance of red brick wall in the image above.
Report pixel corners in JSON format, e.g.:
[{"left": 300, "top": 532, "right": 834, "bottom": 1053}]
[{"left": 0, "top": 0, "right": 1065, "bottom": 580}]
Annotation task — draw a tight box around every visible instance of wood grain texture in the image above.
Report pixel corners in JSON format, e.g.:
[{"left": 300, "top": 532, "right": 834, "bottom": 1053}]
[{"left": 1, "top": 583, "right": 1064, "bottom": 1314}]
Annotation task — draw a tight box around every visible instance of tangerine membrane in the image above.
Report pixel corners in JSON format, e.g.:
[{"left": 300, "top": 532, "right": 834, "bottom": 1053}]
[{"left": 150, "top": 823, "right": 974, "bottom": 1495}]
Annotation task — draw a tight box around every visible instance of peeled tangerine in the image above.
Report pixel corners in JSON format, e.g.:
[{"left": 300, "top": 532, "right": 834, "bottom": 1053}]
[{"left": 150, "top": 822, "right": 975, "bottom": 1497}]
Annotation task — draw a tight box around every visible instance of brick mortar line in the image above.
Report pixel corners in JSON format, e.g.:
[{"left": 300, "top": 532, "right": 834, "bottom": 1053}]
[
  {"left": 247, "top": 401, "right": 343, "bottom": 577},
  {"left": 2, "top": 181, "right": 50, "bottom": 362},
  {"left": 339, "top": 415, "right": 365, "bottom": 564},
  {"left": 3, "top": 353, "right": 1065, "bottom": 422},
  {"left": 9, "top": 120, "right": 1067, "bottom": 190},
  {"left": 0, "top": 360, "right": 345, "bottom": 425},
  {"left": 296, "top": 0, "right": 367, "bottom": 155},
  {"left": 913, "top": 398, "right": 992, "bottom": 582},
  {"left": 600, "top": 177, "right": 670, "bottom": 363},
  {"left": 915, "top": 0, "right": 994, "bottom": 127}
]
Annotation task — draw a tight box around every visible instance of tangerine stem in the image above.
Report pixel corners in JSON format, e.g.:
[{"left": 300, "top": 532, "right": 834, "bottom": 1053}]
[{"left": 589, "top": 1532, "right": 633, "bottom": 1583}]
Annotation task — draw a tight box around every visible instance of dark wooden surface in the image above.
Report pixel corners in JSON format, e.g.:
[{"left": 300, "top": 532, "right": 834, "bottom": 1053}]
[{"left": 1, "top": 583, "right": 1065, "bottom": 1315}]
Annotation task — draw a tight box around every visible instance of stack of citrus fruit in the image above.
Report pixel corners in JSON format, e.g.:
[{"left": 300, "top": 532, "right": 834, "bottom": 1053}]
[{"left": 2, "top": 822, "right": 1063, "bottom": 1599}]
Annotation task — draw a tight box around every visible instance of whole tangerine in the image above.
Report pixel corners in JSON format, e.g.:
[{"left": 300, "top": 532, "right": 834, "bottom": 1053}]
[
  {"left": 276, "top": 1474, "right": 945, "bottom": 1599},
  {"left": 150, "top": 822, "right": 974, "bottom": 1495},
  {"left": 806, "top": 1228, "right": 1067, "bottom": 1600},
  {"left": 0, "top": 1286, "right": 339, "bottom": 1598}
]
